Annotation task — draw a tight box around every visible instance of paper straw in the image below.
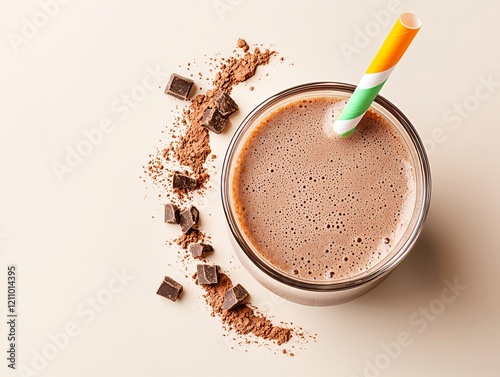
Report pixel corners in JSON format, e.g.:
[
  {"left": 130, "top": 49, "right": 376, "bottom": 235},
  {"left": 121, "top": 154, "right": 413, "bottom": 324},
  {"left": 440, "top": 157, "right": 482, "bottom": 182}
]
[{"left": 333, "top": 12, "right": 422, "bottom": 137}]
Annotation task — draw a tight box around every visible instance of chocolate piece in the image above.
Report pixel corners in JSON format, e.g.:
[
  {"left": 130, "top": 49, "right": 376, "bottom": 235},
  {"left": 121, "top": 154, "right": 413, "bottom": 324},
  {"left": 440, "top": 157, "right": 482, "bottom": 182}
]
[
  {"left": 179, "top": 206, "right": 199, "bottom": 233},
  {"left": 156, "top": 276, "right": 183, "bottom": 301},
  {"left": 164, "top": 203, "right": 179, "bottom": 224},
  {"left": 172, "top": 172, "right": 198, "bottom": 190},
  {"left": 189, "top": 243, "right": 214, "bottom": 258},
  {"left": 222, "top": 284, "right": 249, "bottom": 310},
  {"left": 197, "top": 264, "right": 218, "bottom": 285},
  {"left": 165, "top": 73, "right": 194, "bottom": 100},
  {"left": 201, "top": 107, "right": 228, "bottom": 134},
  {"left": 215, "top": 91, "right": 239, "bottom": 117}
]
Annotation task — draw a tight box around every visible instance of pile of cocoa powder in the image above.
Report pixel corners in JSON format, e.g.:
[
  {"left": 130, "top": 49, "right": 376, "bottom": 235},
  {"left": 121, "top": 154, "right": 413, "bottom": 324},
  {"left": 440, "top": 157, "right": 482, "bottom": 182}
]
[
  {"left": 200, "top": 272, "right": 292, "bottom": 346},
  {"left": 144, "top": 39, "right": 314, "bottom": 351},
  {"left": 146, "top": 40, "right": 275, "bottom": 198}
]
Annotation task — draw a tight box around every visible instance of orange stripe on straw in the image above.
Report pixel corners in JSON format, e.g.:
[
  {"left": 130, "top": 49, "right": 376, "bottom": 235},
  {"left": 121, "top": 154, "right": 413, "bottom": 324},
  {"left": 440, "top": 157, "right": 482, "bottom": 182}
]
[{"left": 366, "top": 13, "right": 422, "bottom": 74}]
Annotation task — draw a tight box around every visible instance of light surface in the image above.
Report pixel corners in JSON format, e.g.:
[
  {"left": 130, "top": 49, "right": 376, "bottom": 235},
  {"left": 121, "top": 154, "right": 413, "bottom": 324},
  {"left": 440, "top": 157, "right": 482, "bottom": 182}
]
[{"left": 1, "top": 1, "right": 499, "bottom": 376}]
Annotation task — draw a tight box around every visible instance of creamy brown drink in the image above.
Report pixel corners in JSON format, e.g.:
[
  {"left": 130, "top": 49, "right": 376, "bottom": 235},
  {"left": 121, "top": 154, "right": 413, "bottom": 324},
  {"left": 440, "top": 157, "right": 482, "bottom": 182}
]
[{"left": 232, "top": 96, "right": 416, "bottom": 282}]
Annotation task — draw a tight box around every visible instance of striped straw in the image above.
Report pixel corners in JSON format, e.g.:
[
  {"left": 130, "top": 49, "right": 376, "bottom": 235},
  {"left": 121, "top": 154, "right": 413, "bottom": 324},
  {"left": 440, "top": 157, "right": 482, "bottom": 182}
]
[{"left": 333, "top": 13, "right": 422, "bottom": 137}]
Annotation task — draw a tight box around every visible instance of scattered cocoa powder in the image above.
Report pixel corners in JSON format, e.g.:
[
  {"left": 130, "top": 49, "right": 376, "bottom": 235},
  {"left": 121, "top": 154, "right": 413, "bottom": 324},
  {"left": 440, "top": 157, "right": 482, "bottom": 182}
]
[
  {"left": 143, "top": 40, "right": 317, "bottom": 354},
  {"left": 173, "top": 45, "right": 275, "bottom": 188},
  {"left": 200, "top": 272, "right": 292, "bottom": 346},
  {"left": 237, "top": 38, "right": 249, "bottom": 52},
  {"left": 214, "top": 47, "right": 275, "bottom": 92},
  {"left": 175, "top": 229, "right": 206, "bottom": 250},
  {"left": 173, "top": 107, "right": 211, "bottom": 186},
  {"left": 145, "top": 40, "right": 275, "bottom": 199}
]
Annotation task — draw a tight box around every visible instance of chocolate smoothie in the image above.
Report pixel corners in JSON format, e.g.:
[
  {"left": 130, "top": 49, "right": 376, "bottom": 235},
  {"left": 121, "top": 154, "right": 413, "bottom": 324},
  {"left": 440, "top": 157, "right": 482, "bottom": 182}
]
[{"left": 232, "top": 97, "right": 416, "bottom": 281}]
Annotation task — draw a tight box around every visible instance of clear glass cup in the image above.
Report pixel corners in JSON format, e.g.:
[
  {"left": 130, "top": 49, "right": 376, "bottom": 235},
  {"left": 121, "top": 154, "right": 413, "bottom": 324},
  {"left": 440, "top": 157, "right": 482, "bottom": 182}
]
[{"left": 221, "top": 82, "right": 431, "bottom": 306}]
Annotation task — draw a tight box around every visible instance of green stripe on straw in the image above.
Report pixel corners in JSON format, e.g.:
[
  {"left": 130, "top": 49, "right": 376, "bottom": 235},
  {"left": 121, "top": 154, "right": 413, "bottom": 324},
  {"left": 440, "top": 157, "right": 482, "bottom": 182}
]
[
  {"left": 333, "top": 13, "right": 422, "bottom": 136},
  {"left": 338, "top": 81, "right": 386, "bottom": 121},
  {"left": 336, "top": 81, "right": 386, "bottom": 136}
]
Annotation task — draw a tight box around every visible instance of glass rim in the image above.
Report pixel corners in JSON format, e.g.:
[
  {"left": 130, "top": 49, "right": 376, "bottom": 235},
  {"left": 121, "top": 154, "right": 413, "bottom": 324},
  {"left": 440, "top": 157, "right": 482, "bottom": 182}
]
[{"left": 221, "top": 82, "right": 431, "bottom": 292}]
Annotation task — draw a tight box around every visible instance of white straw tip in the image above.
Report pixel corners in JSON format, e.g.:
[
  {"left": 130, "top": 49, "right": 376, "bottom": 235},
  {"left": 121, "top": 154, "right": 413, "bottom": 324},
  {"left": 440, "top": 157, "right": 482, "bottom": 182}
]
[{"left": 400, "top": 12, "right": 422, "bottom": 29}]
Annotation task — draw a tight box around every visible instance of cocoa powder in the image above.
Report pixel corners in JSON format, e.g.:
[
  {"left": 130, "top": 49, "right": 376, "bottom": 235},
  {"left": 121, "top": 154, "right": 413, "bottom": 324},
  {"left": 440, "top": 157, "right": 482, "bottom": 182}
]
[
  {"left": 200, "top": 272, "right": 292, "bottom": 346},
  {"left": 175, "top": 229, "right": 206, "bottom": 250},
  {"left": 145, "top": 41, "right": 274, "bottom": 199},
  {"left": 144, "top": 39, "right": 316, "bottom": 352},
  {"left": 173, "top": 45, "right": 275, "bottom": 188},
  {"left": 237, "top": 38, "right": 249, "bottom": 53},
  {"left": 173, "top": 107, "right": 211, "bottom": 186}
]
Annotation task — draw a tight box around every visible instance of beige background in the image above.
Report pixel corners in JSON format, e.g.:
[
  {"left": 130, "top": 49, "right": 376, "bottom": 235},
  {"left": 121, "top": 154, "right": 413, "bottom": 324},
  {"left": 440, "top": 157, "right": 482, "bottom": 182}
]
[{"left": 1, "top": 1, "right": 499, "bottom": 376}]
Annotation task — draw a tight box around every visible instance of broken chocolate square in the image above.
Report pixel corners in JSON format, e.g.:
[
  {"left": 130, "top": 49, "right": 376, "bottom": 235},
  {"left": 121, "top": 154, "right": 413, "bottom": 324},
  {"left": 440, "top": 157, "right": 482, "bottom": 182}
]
[
  {"left": 179, "top": 206, "right": 199, "bottom": 233},
  {"left": 221, "top": 284, "right": 248, "bottom": 310},
  {"left": 165, "top": 73, "right": 194, "bottom": 100},
  {"left": 215, "top": 91, "right": 239, "bottom": 117},
  {"left": 164, "top": 203, "right": 179, "bottom": 224},
  {"left": 156, "top": 276, "right": 183, "bottom": 301},
  {"left": 172, "top": 172, "right": 198, "bottom": 190},
  {"left": 196, "top": 264, "right": 218, "bottom": 285},
  {"left": 189, "top": 243, "right": 214, "bottom": 259},
  {"left": 201, "top": 107, "right": 228, "bottom": 134}
]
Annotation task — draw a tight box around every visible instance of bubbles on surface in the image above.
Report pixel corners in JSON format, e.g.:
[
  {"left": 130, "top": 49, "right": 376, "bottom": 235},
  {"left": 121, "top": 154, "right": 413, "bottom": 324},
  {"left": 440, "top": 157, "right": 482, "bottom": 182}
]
[{"left": 233, "top": 97, "right": 416, "bottom": 281}]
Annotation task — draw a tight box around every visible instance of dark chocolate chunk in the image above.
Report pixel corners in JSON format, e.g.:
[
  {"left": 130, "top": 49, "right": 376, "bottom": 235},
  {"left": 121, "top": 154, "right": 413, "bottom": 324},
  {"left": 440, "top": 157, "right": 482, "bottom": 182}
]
[
  {"left": 222, "top": 284, "right": 248, "bottom": 310},
  {"left": 172, "top": 172, "right": 198, "bottom": 190},
  {"left": 156, "top": 276, "right": 183, "bottom": 301},
  {"left": 189, "top": 243, "right": 214, "bottom": 259},
  {"left": 196, "top": 264, "right": 219, "bottom": 285},
  {"left": 215, "top": 91, "right": 239, "bottom": 117},
  {"left": 179, "top": 206, "right": 199, "bottom": 233},
  {"left": 165, "top": 73, "right": 194, "bottom": 100},
  {"left": 164, "top": 203, "right": 179, "bottom": 224},
  {"left": 201, "top": 107, "right": 228, "bottom": 134}
]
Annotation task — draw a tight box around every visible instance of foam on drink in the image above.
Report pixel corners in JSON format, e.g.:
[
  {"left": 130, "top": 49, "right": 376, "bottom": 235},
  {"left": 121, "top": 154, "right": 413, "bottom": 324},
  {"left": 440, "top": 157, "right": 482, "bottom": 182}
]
[{"left": 232, "top": 97, "right": 416, "bottom": 281}]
